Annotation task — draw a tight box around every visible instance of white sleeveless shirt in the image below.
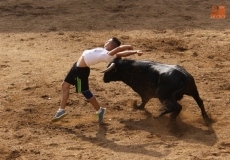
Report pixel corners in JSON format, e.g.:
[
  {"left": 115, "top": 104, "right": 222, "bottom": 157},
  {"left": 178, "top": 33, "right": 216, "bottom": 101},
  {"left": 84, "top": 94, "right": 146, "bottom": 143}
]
[{"left": 82, "top": 47, "right": 116, "bottom": 67}]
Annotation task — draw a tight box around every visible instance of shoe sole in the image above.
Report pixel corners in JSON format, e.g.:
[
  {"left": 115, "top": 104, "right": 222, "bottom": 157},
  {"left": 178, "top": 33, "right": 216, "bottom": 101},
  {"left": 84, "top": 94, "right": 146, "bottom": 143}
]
[
  {"left": 98, "top": 109, "right": 106, "bottom": 123},
  {"left": 51, "top": 113, "right": 68, "bottom": 122}
]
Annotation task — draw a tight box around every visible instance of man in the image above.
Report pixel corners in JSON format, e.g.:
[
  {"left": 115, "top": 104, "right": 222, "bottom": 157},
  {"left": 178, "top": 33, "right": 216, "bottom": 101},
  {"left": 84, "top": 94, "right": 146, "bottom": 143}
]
[{"left": 52, "top": 37, "right": 143, "bottom": 123}]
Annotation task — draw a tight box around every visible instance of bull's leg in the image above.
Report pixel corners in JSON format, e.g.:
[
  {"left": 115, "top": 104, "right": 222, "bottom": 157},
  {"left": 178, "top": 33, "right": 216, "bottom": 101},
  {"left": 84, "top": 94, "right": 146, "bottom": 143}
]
[
  {"left": 158, "top": 87, "right": 184, "bottom": 119},
  {"left": 158, "top": 99, "right": 174, "bottom": 117},
  {"left": 156, "top": 85, "right": 174, "bottom": 116},
  {"left": 169, "top": 102, "right": 182, "bottom": 121},
  {"left": 158, "top": 99, "right": 182, "bottom": 120},
  {"left": 169, "top": 87, "right": 184, "bottom": 120}
]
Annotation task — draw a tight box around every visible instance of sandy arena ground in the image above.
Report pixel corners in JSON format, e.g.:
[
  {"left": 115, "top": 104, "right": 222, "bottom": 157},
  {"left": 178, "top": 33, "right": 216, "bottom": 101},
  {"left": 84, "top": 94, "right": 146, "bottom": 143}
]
[{"left": 0, "top": 0, "right": 230, "bottom": 159}]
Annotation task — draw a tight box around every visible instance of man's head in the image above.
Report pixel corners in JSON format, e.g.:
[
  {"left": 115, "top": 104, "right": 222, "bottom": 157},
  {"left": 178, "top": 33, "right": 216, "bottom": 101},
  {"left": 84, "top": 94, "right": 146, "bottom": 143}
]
[{"left": 104, "top": 37, "right": 121, "bottom": 51}]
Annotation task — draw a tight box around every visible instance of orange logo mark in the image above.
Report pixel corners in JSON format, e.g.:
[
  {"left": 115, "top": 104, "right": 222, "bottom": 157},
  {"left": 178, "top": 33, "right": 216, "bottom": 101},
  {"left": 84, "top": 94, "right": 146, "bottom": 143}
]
[{"left": 210, "top": 5, "right": 226, "bottom": 19}]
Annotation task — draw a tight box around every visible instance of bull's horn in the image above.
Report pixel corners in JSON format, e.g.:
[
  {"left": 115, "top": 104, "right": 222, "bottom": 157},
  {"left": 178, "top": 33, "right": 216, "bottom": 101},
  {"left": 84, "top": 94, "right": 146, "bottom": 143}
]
[{"left": 101, "top": 63, "right": 115, "bottom": 73}]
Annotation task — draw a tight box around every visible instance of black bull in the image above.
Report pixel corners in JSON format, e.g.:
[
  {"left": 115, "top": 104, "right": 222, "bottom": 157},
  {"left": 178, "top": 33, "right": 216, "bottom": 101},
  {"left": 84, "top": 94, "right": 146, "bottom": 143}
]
[{"left": 102, "top": 58, "right": 211, "bottom": 125}]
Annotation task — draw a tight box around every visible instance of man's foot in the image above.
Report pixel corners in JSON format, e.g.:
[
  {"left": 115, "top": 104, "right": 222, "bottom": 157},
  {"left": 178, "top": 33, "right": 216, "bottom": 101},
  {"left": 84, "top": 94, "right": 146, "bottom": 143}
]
[
  {"left": 97, "top": 108, "right": 106, "bottom": 123},
  {"left": 51, "top": 110, "right": 68, "bottom": 122}
]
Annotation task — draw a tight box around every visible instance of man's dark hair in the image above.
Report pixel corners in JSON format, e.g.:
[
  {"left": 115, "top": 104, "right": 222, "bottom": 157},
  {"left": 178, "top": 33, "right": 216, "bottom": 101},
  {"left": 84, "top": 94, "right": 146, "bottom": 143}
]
[{"left": 112, "top": 37, "right": 121, "bottom": 47}]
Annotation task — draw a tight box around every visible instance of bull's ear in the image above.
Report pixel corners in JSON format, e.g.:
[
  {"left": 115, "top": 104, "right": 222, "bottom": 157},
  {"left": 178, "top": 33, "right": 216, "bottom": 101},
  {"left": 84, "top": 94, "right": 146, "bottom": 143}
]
[
  {"left": 108, "top": 57, "right": 121, "bottom": 65},
  {"left": 114, "top": 57, "right": 122, "bottom": 62}
]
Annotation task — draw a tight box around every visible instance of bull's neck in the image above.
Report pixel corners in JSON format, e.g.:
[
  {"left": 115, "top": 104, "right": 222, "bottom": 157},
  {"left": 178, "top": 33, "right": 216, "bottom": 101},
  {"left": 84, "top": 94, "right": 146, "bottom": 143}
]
[{"left": 120, "top": 70, "right": 139, "bottom": 88}]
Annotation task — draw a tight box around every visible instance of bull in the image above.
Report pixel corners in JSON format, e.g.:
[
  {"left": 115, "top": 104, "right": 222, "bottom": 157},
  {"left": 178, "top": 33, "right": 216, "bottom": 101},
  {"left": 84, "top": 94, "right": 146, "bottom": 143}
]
[{"left": 102, "top": 58, "right": 211, "bottom": 125}]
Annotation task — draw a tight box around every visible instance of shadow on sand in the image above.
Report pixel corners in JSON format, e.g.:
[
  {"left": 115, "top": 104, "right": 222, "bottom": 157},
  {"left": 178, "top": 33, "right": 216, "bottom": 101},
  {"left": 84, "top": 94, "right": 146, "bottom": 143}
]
[{"left": 58, "top": 108, "right": 217, "bottom": 157}]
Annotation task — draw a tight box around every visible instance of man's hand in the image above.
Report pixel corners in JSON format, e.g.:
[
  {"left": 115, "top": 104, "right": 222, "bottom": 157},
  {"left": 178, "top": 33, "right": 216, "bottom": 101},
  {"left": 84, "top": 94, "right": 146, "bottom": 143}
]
[{"left": 136, "top": 50, "right": 143, "bottom": 56}]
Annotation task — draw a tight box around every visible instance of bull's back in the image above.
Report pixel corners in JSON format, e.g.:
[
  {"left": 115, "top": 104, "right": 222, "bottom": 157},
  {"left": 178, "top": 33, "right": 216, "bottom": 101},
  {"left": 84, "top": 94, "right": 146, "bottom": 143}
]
[
  {"left": 126, "top": 59, "right": 196, "bottom": 92},
  {"left": 147, "top": 61, "right": 196, "bottom": 90},
  {"left": 166, "top": 63, "right": 198, "bottom": 96}
]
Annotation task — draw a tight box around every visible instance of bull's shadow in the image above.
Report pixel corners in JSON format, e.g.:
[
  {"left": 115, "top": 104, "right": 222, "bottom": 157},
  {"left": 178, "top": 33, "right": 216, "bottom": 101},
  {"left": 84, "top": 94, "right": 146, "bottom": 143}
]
[{"left": 119, "top": 109, "right": 217, "bottom": 146}]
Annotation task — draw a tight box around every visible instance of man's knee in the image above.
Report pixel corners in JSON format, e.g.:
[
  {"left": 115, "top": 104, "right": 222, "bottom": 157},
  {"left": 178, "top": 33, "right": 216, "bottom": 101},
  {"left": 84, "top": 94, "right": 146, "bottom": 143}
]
[
  {"left": 62, "top": 81, "right": 71, "bottom": 90},
  {"left": 82, "top": 90, "right": 94, "bottom": 99}
]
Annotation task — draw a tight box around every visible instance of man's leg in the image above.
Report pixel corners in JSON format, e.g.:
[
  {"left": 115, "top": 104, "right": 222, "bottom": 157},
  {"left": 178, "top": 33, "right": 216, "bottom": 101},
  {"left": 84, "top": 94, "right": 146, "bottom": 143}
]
[
  {"left": 60, "top": 81, "right": 71, "bottom": 109},
  {"left": 52, "top": 81, "right": 71, "bottom": 122},
  {"left": 88, "top": 96, "right": 100, "bottom": 111},
  {"left": 82, "top": 90, "right": 106, "bottom": 123}
]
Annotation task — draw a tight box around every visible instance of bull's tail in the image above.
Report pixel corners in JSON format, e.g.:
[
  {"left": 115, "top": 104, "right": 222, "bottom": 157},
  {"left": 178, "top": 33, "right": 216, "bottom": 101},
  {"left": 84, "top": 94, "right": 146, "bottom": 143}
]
[
  {"left": 191, "top": 88, "right": 209, "bottom": 115},
  {"left": 185, "top": 76, "right": 206, "bottom": 115},
  {"left": 187, "top": 79, "right": 212, "bottom": 125}
]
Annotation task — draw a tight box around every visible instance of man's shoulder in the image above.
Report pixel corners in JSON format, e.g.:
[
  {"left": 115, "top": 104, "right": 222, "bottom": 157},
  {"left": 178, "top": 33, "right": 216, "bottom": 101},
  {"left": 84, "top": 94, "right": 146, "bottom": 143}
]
[
  {"left": 93, "top": 47, "right": 108, "bottom": 53},
  {"left": 94, "top": 47, "right": 106, "bottom": 51}
]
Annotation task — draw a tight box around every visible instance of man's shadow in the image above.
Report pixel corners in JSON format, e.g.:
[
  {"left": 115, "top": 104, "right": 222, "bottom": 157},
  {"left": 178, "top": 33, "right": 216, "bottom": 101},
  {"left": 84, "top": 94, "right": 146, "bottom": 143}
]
[{"left": 90, "top": 123, "right": 168, "bottom": 157}]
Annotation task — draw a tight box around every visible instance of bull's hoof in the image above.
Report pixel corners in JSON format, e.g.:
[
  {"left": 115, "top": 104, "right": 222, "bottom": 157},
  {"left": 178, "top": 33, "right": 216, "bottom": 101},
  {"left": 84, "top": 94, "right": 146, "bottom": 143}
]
[
  {"left": 158, "top": 109, "right": 173, "bottom": 117},
  {"left": 136, "top": 106, "right": 145, "bottom": 110},
  {"left": 203, "top": 115, "right": 214, "bottom": 126},
  {"left": 158, "top": 112, "right": 165, "bottom": 117}
]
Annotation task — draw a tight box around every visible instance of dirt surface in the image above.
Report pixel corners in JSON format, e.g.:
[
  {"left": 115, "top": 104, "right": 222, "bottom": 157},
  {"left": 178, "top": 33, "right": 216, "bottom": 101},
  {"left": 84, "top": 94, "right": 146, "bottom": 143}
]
[{"left": 1, "top": 0, "right": 230, "bottom": 159}]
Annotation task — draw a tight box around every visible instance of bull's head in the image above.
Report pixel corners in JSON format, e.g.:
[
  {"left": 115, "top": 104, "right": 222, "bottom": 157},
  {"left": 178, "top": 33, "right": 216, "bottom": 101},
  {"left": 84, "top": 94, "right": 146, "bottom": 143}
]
[{"left": 102, "top": 58, "right": 122, "bottom": 83}]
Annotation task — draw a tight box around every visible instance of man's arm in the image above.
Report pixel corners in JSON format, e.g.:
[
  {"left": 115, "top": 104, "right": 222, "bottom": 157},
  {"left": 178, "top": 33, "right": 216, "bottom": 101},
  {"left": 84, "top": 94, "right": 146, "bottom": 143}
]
[
  {"left": 108, "top": 45, "right": 133, "bottom": 56},
  {"left": 108, "top": 45, "right": 143, "bottom": 57},
  {"left": 116, "top": 50, "right": 143, "bottom": 57}
]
